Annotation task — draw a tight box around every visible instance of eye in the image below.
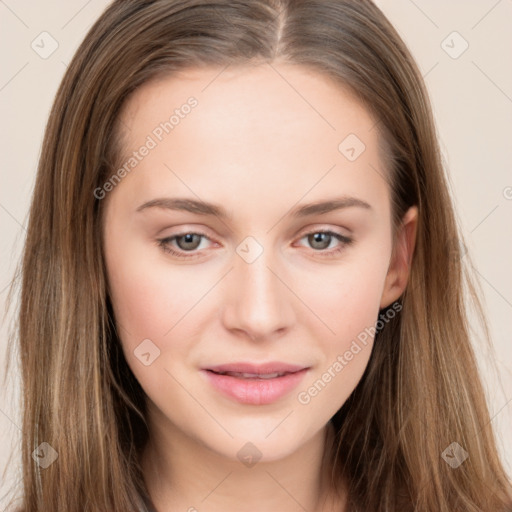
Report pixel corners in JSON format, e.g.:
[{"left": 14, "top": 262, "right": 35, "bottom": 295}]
[
  {"left": 157, "top": 229, "right": 353, "bottom": 260},
  {"left": 296, "top": 229, "right": 353, "bottom": 257},
  {"left": 157, "top": 232, "right": 214, "bottom": 259}
]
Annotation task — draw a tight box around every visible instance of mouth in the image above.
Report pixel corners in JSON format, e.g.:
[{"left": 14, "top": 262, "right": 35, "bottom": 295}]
[
  {"left": 206, "top": 370, "right": 292, "bottom": 379},
  {"left": 201, "top": 362, "right": 310, "bottom": 405},
  {"left": 204, "top": 361, "right": 308, "bottom": 375}
]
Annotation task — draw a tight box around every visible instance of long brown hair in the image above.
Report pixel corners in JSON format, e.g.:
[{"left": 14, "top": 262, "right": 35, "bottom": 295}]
[{"left": 5, "top": 0, "right": 512, "bottom": 510}]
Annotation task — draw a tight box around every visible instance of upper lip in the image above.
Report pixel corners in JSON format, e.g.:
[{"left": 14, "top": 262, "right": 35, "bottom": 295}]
[{"left": 204, "top": 362, "right": 309, "bottom": 375}]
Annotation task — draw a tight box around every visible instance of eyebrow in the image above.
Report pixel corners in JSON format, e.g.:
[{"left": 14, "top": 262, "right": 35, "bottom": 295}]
[{"left": 136, "top": 196, "right": 372, "bottom": 219}]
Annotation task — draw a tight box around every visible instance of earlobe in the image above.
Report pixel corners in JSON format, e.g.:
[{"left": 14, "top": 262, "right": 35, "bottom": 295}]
[{"left": 380, "top": 205, "right": 418, "bottom": 309}]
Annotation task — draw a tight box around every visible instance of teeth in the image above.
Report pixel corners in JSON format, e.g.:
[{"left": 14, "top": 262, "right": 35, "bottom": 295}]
[{"left": 215, "top": 371, "right": 286, "bottom": 379}]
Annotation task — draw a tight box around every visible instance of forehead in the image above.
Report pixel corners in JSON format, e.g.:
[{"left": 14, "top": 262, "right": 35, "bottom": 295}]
[
  {"left": 120, "top": 62, "right": 378, "bottom": 147},
  {"left": 112, "top": 63, "right": 389, "bottom": 219}
]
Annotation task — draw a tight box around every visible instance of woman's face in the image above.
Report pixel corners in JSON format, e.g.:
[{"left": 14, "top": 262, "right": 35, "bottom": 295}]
[{"left": 102, "top": 63, "right": 415, "bottom": 462}]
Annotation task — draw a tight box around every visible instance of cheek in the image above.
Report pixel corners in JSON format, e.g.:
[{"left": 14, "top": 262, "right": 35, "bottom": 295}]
[
  {"left": 105, "top": 252, "right": 212, "bottom": 406},
  {"left": 294, "top": 245, "right": 391, "bottom": 344},
  {"left": 106, "top": 251, "right": 211, "bottom": 346},
  {"left": 290, "top": 246, "right": 391, "bottom": 415}
]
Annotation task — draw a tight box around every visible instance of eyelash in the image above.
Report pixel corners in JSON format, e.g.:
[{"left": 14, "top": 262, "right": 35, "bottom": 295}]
[{"left": 157, "top": 229, "right": 353, "bottom": 260}]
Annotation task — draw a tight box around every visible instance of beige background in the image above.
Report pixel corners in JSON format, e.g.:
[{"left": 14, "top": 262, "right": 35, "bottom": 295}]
[{"left": 1, "top": 0, "right": 511, "bottom": 505}]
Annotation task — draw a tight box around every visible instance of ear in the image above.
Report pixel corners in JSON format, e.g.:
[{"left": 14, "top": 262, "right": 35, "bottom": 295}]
[{"left": 380, "top": 205, "right": 418, "bottom": 309}]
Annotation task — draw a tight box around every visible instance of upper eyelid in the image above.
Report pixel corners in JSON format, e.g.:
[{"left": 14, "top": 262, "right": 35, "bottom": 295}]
[
  {"left": 161, "top": 226, "right": 349, "bottom": 241},
  {"left": 161, "top": 223, "right": 351, "bottom": 238}
]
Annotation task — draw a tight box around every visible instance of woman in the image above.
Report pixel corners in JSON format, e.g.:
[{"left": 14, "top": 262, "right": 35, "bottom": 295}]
[{"left": 6, "top": 0, "right": 512, "bottom": 510}]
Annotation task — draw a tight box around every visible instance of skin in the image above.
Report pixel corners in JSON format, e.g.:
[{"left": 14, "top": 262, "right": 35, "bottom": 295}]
[{"left": 102, "top": 62, "right": 417, "bottom": 512}]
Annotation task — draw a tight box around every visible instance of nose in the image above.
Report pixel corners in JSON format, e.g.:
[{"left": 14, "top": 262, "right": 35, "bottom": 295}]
[{"left": 221, "top": 244, "right": 295, "bottom": 342}]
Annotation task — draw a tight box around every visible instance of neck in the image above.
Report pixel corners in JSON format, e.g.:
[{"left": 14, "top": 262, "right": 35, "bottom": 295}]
[{"left": 141, "top": 413, "right": 344, "bottom": 512}]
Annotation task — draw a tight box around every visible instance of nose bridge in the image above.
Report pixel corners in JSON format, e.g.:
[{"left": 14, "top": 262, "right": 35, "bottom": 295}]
[{"left": 222, "top": 236, "right": 293, "bottom": 340}]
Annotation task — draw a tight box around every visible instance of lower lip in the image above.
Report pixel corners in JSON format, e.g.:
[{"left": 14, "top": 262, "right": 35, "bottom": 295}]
[{"left": 202, "top": 369, "right": 309, "bottom": 405}]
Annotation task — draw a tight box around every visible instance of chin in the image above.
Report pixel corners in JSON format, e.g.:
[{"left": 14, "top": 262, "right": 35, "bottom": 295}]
[{"left": 200, "top": 421, "right": 321, "bottom": 464}]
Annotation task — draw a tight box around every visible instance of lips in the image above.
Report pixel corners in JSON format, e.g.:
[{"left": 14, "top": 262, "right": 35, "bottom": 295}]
[
  {"left": 201, "top": 361, "right": 310, "bottom": 405},
  {"left": 205, "top": 361, "right": 307, "bottom": 376},
  {"left": 212, "top": 371, "right": 286, "bottom": 379}
]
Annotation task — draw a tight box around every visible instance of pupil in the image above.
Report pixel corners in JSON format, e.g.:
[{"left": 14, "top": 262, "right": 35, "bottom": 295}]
[
  {"left": 179, "top": 234, "right": 200, "bottom": 250},
  {"left": 310, "top": 233, "right": 330, "bottom": 250}
]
